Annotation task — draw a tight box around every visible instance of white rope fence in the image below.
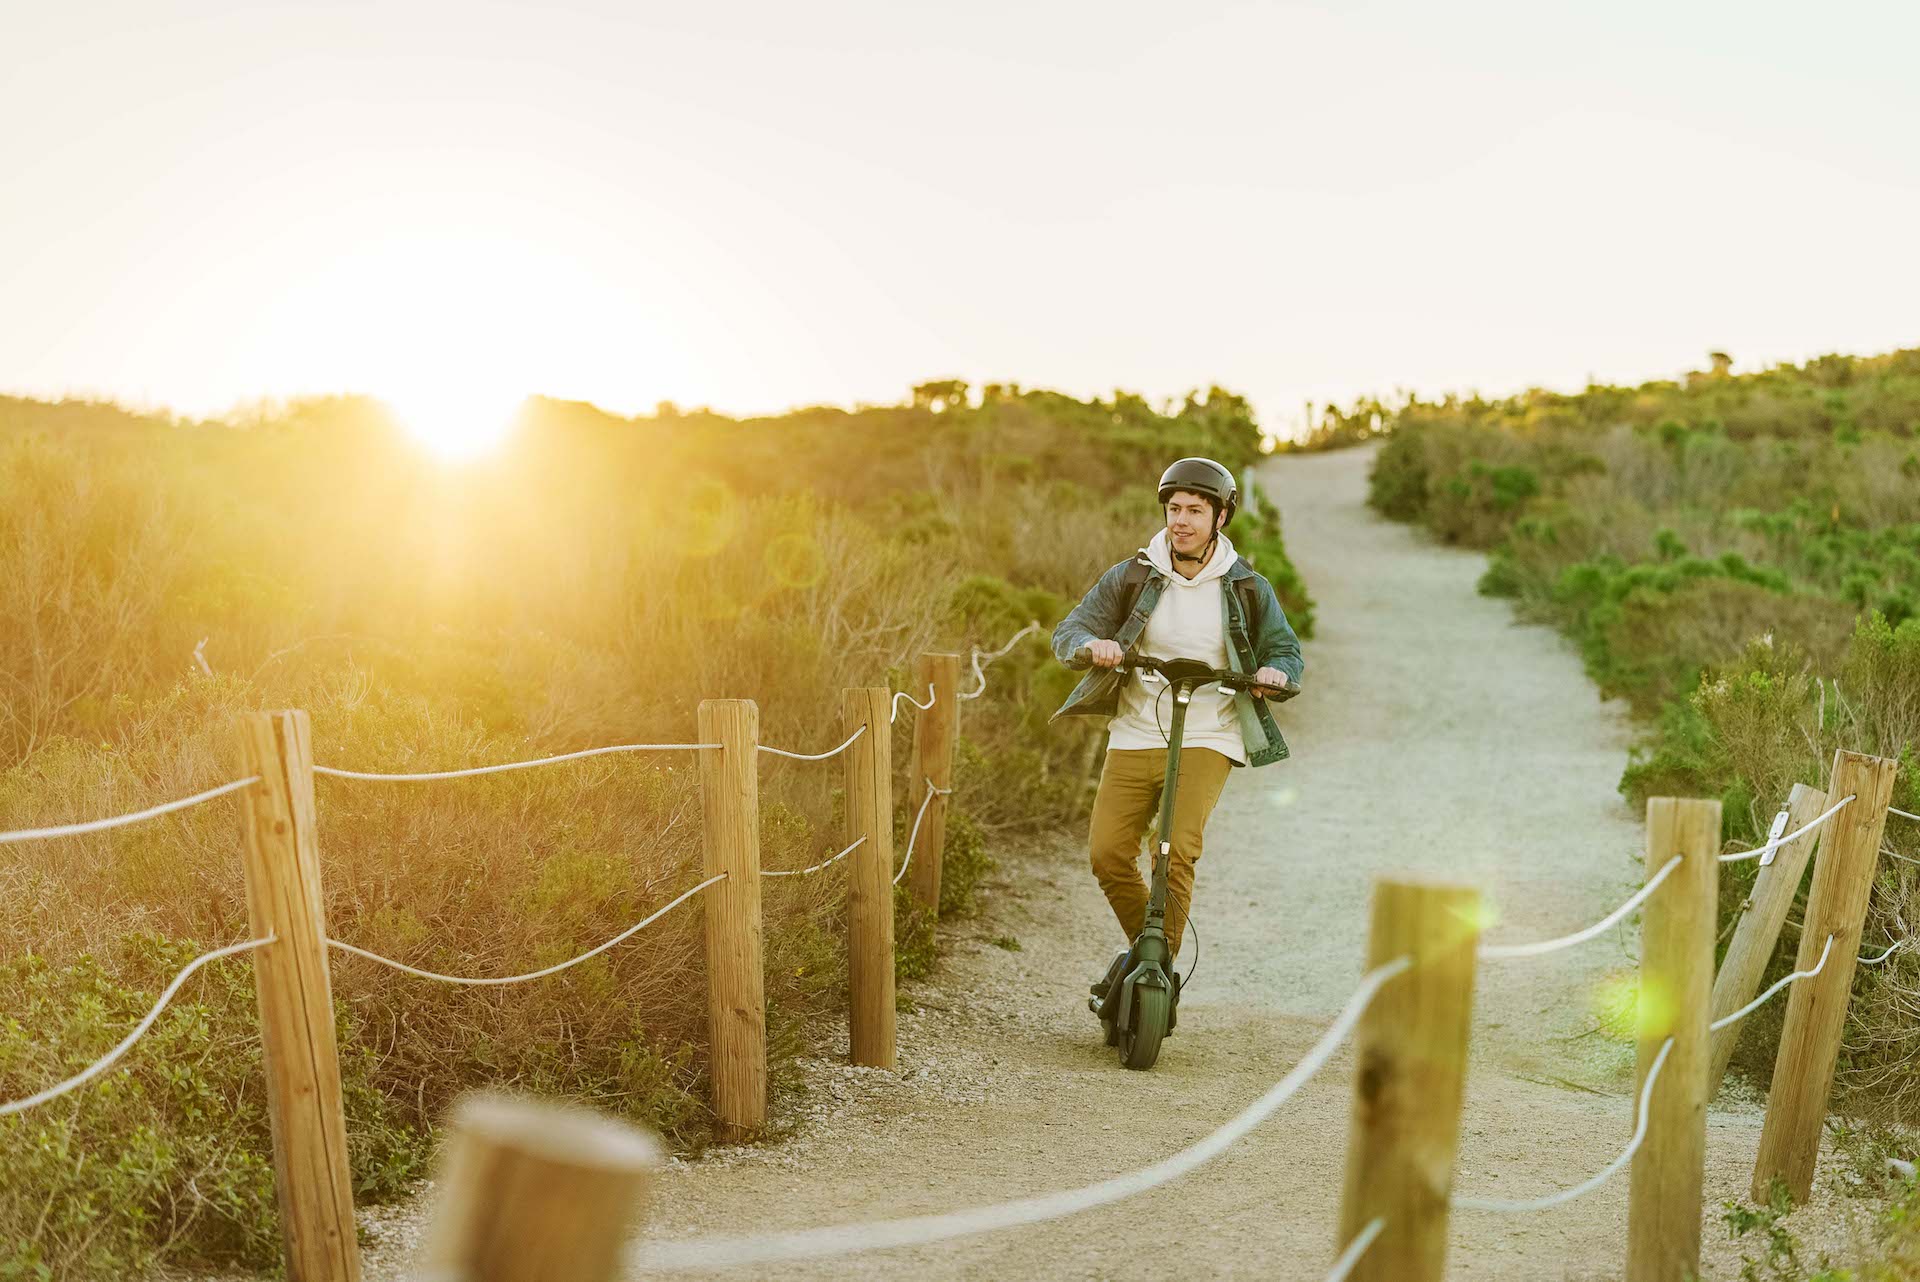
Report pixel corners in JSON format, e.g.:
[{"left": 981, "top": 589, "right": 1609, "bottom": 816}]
[
  {"left": 759, "top": 725, "right": 866, "bottom": 762},
  {"left": 1455, "top": 1038, "right": 1675, "bottom": 1213},
  {"left": 956, "top": 621, "right": 1040, "bottom": 702},
  {"left": 1711, "top": 936, "right": 1834, "bottom": 1032},
  {"left": 0, "top": 933, "right": 276, "bottom": 1117},
  {"left": 755, "top": 779, "right": 952, "bottom": 884},
  {"left": 1717, "top": 795, "right": 1855, "bottom": 863},
  {"left": 325, "top": 874, "right": 726, "bottom": 986},
  {"left": 1478, "top": 857, "right": 1682, "bottom": 961},
  {"left": 1891, "top": 806, "right": 1919, "bottom": 822},
  {"left": 0, "top": 777, "right": 258, "bottom": 845},
  {"left": 891, "top": 685, "right": 936, "bottom": 724},
  {"left": 312, "top": 725, "right": 875, "bottom": 779},
  {"left": 629, "top": 956, "right": 1412, "bottom": 1271},
  {"left": 313, "top": 744, "right": 714, "bottom": 782},
  {"left": 1326, "top": 1216, "right": 1386, "bottom": 1281},
  {"left": 893, "top": 779, "right": 954, "bottom": 888},
  {"left": 1859, "top": 938, "right": 1907, "bottom": 966},
  {"left": 0, "top": 624, "right": 1033, "bottom": 1151},
  {"left": 764, "top": 837, "right": 866, "bottom": 878}
]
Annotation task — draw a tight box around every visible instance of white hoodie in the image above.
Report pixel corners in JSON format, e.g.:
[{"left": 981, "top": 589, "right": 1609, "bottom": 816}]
[{"left": 1105, "top": 529, "right": 1245, "bottom": 764}]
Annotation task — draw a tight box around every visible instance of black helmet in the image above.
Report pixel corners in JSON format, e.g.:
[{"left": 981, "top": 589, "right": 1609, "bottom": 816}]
[{"left": 1157, "top": 457, "right": 1238, "bottom": 529}]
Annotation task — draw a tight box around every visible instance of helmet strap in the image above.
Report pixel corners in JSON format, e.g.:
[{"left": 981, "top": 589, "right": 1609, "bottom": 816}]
[{"left": 1170, "top": 528, "right": 1217, "bottom": 567}]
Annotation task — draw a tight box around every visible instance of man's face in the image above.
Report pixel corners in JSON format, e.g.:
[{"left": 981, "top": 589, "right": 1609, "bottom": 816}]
[{"left": 1165, "top": 490, "right": 1220, "bottom": 557}]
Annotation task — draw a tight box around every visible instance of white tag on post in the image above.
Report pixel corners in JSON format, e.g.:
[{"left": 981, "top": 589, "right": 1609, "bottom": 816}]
[{"left": 1759, "top": 808, "right": 1790, "bottom": 867}]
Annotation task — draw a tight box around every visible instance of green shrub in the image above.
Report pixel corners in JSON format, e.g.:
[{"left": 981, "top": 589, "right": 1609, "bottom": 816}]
[
  {"left": 1367, "top": 432, "right": 1429, "bottom": 520},
  {"left": 0, "top": 937, "right": 422, "bottom": 1279},
  {"left": 892, "top": 887, "right": 938, "bottom": 982},
  {"left": 936, "top": 810, "right": 994, "bottom": 918}
]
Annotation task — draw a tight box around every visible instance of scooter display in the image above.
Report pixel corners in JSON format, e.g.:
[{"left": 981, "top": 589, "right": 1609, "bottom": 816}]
[{"left": 1077, "top": 650, "right": 1285, "bottom": 1069}]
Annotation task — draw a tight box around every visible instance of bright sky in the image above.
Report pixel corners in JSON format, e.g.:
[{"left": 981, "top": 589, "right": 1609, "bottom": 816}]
[{"left": 5, "top": 0, "right": 1918, "bottom": 446}]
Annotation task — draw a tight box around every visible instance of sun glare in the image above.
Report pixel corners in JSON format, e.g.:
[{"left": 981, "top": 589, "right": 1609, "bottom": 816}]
[{"left": 385, "top": 386, "right": 523, "bottom": 461}]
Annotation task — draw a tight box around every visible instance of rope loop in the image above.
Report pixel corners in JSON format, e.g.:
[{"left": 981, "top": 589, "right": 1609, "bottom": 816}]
[
  {"left": 957, "top": 621, "right": 1041, "bottom": 701},
  {"left": 890, "top": 685, "right": 936, "bottom": 724}
]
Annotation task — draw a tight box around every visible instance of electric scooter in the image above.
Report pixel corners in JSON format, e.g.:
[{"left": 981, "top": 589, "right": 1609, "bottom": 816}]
[{"left": 1077, "top": 651, "right": 1285, "bottom": 1070}]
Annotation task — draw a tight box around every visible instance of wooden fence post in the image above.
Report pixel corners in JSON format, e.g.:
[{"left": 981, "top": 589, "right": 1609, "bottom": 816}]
[
  {"left": 1627, "top": 797, "right": 1719, "bottom": 1282},
  {"left": 697, "top": 699, "right": 765, "bottom": 1141},
  {"left": 843, "top": 687, "right": 895, "bottom": 1068},
  {"left": 1707, "top": 783, "right": 1829, "bottom": 1098},
  {"left": 906, "top": 652, "right": 961, "bottom": 918},
  {"left": 1752, "top": 750, "right": 1899, "bottom": 1205},
  {"left": 235, "top": 710, "right": 360, "bottom": 1282},
  {"left": 1335, "top": 878, "right": 1481, "bottom": 1282},
  {"left": 421, "top": 1093, "right": 659, "bottom": 1282}
]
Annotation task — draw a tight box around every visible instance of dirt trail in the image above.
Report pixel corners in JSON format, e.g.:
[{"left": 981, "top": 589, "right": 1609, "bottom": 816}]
[{"left": 346, "top": 444, "right": 1834, "bottom": 1280}]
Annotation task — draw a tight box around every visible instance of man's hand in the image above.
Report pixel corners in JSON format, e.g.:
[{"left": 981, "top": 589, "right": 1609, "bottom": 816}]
[
  {"left": 1252, "top": 667, "right": 1288, "bottom": 698},
  {"left": 1086, "top": 639, "right": 1125, "bottom": 669}
]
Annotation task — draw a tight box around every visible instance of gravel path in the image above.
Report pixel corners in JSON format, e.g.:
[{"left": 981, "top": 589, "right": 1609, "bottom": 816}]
[{"left": 309, "top": 444, "right": 1883, "bottom": 1281}]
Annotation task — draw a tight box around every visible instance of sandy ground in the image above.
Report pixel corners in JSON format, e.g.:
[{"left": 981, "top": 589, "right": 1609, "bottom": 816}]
[{"left": 291, "top": 444, "right": 1892, "bottom": 1281}]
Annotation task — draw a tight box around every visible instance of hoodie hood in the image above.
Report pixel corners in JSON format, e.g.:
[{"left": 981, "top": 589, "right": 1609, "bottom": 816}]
[{"left": 1144, "top": 527, "right": 1235, "bottom": 584}]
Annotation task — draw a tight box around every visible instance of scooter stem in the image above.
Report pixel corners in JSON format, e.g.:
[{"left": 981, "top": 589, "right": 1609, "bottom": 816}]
[{"left": 1144, "top": 683, "right": 1192, "bottom": 932}]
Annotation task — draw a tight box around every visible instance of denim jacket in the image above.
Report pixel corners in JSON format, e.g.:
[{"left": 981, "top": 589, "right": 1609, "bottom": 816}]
[{"left": 1049, "top": 553, "right": 1304, "bottom": 767}]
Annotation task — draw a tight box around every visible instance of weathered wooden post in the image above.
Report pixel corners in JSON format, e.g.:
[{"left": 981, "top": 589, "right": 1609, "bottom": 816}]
[
  {"left": 1335, "top": 877, "right": 1481, "bottom": 1282},
  {"left": 1627, "top": 797, "right": 1719, "bottom": 1282},
  {"left": 421, "top": 1093, "right": 659, "bottom": 1282},
  {"left": 1707, "top": 784, "right": 1829, "bottom": 1097},
  {"left": 697, "top": 699, "right": 766, "bottom": 1140},
  {"left": 235, "top": 710, "right": 360, "bottom": 1282},
  {"left": 1752, "top": 750, "right": 1899, "bottom": 1204},
  {"left": 843, "top": 686, "right": 895, "bottom": 1068},
  {"left": 906, "top": 652, "right": 961, "bottom": 918}
]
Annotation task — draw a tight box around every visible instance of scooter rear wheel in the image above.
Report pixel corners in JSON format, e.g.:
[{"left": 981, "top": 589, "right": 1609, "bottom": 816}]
[{"left": 1120, "top": 983, "right": 1170, "bottom": 1070}]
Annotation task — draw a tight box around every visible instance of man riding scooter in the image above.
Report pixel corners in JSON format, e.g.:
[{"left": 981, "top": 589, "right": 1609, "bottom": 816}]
[{"left": 1049, "top": 457, "right": 1304, "bottom": 1066}]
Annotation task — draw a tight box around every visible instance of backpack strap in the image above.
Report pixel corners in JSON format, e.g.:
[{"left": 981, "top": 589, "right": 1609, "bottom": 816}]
[
  {"left": 1113, "top": 557, "right": 1165, "bottom": 651},
  {"left": 1118, "top": 557, "right": 1153, "bottom": 617},
  {"left": 1224, "top": 560, "right": 1265, "bottom": 665},
  {"left": 1235, "top": 578, "right": 1261, "bottom": 636}
]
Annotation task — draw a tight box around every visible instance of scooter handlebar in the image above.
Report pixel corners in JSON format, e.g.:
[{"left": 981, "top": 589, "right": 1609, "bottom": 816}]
[
  {"left": 1118, "top": 654, "right": 1294, "bottom": 698},
  {"left": 1070, "top": 648, "right": 1297, "bottom": 698}
]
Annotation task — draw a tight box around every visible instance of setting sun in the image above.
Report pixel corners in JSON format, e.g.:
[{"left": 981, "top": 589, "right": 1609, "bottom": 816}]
[{"left": 384, "top": 384, "right": 524, "bottom": 460}]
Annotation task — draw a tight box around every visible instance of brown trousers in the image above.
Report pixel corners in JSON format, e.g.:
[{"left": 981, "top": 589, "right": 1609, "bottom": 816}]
[{"left": 1087, "top": 746, "right": 1233, "bottom": 955}]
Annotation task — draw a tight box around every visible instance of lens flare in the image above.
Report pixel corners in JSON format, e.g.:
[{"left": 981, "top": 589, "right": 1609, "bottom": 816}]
[
  {"left": 1590, "top": 972, "right": 1641, "bottom": 1043},
  {"left": 685, "top": 478, "right": 739, "bottom": 557},
  {"left": 766, "top": 532, "right": 826, "bottom": 589}
]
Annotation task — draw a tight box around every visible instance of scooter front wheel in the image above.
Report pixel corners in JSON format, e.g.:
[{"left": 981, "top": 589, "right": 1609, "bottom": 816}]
[{"left": 1120, "top": 983, "right": 1170, "bottom": 1070}]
